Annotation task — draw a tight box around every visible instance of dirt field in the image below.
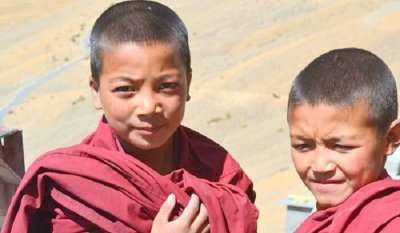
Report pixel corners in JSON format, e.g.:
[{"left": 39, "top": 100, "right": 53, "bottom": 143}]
[{"left": 1, "top": 1, "right": 399, "bottom": 232}]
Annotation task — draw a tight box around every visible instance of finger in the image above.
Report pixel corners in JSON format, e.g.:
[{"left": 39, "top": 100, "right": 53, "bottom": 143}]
[
  {"left": 0, "top": 143, "right": 4, "bottom": 158},
  {"left": 179, "top": 194, "right": 200, "bottom": 224},
  {"left": 200, "top": 224, "right": 210, "bottom": 233},
  {"left": 154, "top": 193, "right": 176, "bottom": 224},
  {"left": 191, "top": 204, "right": 209, "bottom": 233}
]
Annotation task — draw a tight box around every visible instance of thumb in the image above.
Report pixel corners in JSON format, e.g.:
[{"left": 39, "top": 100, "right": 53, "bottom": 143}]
[{"left": 154, "top": 193, "right": 176, "bottom": 224}]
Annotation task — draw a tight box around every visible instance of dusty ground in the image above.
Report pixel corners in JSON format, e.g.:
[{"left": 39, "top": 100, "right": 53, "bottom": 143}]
[{"left": 1, "top": 1, "right": 400, "bottom": 232}]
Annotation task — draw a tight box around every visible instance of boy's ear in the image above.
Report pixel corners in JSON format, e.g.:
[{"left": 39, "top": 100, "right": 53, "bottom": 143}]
[
  {"left": 89, "top": 77, "right": 103, "bottom": 110},
  {"left": 385, "top": 119, "right": 400, "bottom": 155},
  {"left": 186, "top": 68, "right": 192, "bottom": 102}
]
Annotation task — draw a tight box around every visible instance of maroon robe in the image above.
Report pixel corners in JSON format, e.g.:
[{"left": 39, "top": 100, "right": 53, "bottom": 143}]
[
  {"left": 295, "top": 175, "right": 400, "bottom": 233},
  {"left": 1, "top": 119, "right": 258, "bottom": 233}
]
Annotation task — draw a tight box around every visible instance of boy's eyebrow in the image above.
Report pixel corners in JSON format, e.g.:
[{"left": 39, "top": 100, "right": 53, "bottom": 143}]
[
  {"left": 289, "top": 134, "right": 354, "bottom": 141},
  {"left": 289, "top": 134, "right": 310, "bottom": 140},
  {"left": 156, "top": 69, "right": 182, "bottom": 78},
  {"left": 321, "top": 134, "right": 359, "bottom": 142},
  {"left": 109, "top": 76, "right": 140, "bottom": 83},
  {"left": 109, "top": 69, "right": 182, "bottom": 80},
  {"left": 320, "top": 137, "right": 343, "bottom": 143}
]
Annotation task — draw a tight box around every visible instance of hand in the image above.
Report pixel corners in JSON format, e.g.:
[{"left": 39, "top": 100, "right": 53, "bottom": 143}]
[
  {"left": 151, "top": 194, "right": 210, "bottom": 233},
  {"left": 0, "top": 143, "right": 4, "bottom": 159}
]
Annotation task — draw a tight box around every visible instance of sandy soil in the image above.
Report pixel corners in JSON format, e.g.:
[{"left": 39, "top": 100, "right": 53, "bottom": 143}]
[{"left": 1, "top": 0, "right": 400, "bottom": 232}]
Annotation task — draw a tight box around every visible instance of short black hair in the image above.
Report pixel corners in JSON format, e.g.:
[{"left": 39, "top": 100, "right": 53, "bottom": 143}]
[
  {"left": 90, "top": 0, "right": 190, "bottom": 82},
  {"left": 288, "top": 48, "right": 398, "bottom": 134}
]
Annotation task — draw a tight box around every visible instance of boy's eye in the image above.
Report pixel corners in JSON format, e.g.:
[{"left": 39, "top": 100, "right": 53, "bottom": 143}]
[
  {"left": 159, "top": 82, "right": 178, "bottom": 91},
  {"left": 292, "top": 143, "right": 314, "bottom": 152},
  {"left": 333, "top": 144, "right": 355, "bottom": 153},
  {"left": 113, "top": 86, "right": 136, "bottom": 93}
]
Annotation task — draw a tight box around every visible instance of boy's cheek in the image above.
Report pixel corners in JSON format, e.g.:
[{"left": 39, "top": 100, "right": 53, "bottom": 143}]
[
  {"left": 291, "top": 155, "right": 309, "bottom": 178},
  {"left": 291, "top": 152, "right": 306, "bottom": 166}
]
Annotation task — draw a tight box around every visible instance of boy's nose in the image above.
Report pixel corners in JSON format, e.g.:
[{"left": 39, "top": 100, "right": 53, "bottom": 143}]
[
  {"left": 136, "top": 91, "right": 160, "bottom": 116},
  {"left": 311, "top": 150, "right": 335, "bottom": 173}
]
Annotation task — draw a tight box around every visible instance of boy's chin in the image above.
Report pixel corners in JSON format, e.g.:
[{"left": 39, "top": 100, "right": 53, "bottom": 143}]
[
  {"left": 128, "top": 139, "right": 168, "bottom": 150},
  {"left": 120, "top": 134, "right": 170, "bottom": 152},
  {"left": 315, "top": 195, "right": 348, "bottom": 210}
]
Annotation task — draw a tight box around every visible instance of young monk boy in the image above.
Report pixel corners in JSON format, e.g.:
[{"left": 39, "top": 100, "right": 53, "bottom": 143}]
[
  {"left": 287, "top": 48, "right": 400, "bottom": 232},
  {"left": 1, "top": 1, "right": 258, "bottom": 232}
]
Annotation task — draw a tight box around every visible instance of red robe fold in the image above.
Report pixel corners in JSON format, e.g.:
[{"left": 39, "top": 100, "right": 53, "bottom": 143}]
[
  {"left": 1, "top": 119, "right": 258, "bottom": 233},
  {"left": 295, "top": 176, "right": 400, "bottom": 233}
]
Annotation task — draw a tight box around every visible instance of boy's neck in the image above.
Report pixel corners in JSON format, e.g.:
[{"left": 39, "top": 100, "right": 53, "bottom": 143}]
[{"left": 120, "top": 137, "right": 177, "bottom": 175}]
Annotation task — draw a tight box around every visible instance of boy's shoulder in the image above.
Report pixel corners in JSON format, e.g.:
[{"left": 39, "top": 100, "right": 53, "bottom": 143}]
[
  {"left": 179, "top": 125, "right": 256, "bottom": 202},
  {"left": 178, "top": 125, "right": 242, "bottom": 174},
  {"left": 297, "top": 177, "right": 400, "bottom": 233},
  {"left": 343, "top": 177, "right": 400, "bottom": 231},
  {"left": 179, "top": 126, "right": 227, "bottom": 153}
]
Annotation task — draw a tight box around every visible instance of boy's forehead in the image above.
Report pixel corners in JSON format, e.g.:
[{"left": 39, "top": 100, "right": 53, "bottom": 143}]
[
  {"left": 100, "top": 41, "right": 183, "bottom": 63},
  {"left": 287, "top": 102, "right": 346, "bottom": 120},
  {"left": 100, "top": 40, "right": 173, "bottom": 51},
  {"left": 287, "top": 101, "right": 375, "bottom": 130},
  {"left": 288, "top": 100, "right": 370, "bottom": 116},
  {"left": 98, "top": 41, "right": 188, "bottom": 79}
]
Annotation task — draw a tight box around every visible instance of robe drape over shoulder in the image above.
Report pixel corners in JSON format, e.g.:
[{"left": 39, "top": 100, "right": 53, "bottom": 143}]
[
  {"left": 1, "top": 119, "right": 258, "bottom": 233},
  {"left": 295, "top": 176, "right": 400, "bottom": 233}
]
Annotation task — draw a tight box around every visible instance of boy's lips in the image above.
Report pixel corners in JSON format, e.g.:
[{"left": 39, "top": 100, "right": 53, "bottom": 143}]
[
  {"left": 311, "top": 179, "right": 344, "bottom": 184},
  {"left": 134, "top": 124, "right": 166, "bottom": 134},
  {"left": 309, "top": 179, "right": 345, "bottom": 193}
]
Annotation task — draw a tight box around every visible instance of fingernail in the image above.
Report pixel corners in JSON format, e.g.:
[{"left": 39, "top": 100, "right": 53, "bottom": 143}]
[
  {"left": 167, "top": 193, "right": 175, "bottom": 202},
  {"left": 190, "top": 193, "right": 199, "bottom": 201}
]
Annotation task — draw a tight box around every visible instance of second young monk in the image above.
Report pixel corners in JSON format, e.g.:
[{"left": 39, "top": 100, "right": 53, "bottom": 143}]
[
  {"left": 287, "top": 48, "right": 400, "bottom": 232},
  {"left": 1, "top": 1, "right": 258, "bottom": 233}
]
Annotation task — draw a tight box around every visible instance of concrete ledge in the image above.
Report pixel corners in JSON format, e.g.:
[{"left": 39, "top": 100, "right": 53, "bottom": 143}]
[{"left": 282, "top": 195, "right": 315, "bottom": 233}]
